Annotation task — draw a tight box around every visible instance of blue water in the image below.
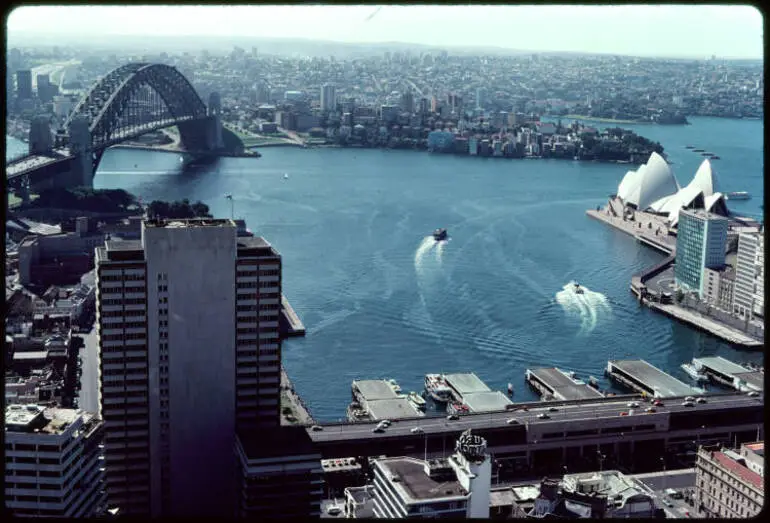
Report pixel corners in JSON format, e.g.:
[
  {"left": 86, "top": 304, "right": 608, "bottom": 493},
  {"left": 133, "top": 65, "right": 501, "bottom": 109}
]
[{"left": 5, "top": 116, "right": 764, "bottom": 421}]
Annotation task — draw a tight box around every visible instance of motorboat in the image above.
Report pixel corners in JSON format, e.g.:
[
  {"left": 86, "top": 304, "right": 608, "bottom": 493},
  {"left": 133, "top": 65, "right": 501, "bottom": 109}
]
[
  {"left": 407, "top": 391, "right": 427, "bottom": 410},
  {"left": 693, "top": 148, "right": 705, "bottom": 153},
  {"left": 574, "top": 282, "right": 584, "bottom": 294},
  {"left": 284, "top": 173, "right": 289, "bottom": 179},
  {"left": 433, "top": 228, "right": 448, "bottom": 241},
  {"left": 424, "top": 374, "right": 453, "bottom": 403},
  {"left": 725, "top": 191, "right": 751, "bottom": 201},
  {"left": 684, "top": 145, "right": 695, "bottom": 149},
  {"left": 711, "top": 155, "right": 721, "bottom": 160},
  {"left": 681, "top": 363, "right": 708, "bottom": 383}
]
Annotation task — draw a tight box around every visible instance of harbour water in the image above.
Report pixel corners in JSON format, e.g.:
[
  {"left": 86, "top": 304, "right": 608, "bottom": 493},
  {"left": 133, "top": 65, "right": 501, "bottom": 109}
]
[{"left": 5, "top": 116, "right": 764, "bottom": 421}]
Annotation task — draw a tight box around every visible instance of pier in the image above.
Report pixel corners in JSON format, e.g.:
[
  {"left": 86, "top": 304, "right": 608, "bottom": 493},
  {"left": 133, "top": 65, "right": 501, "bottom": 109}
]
[
  {"left": 606, "top": 360, "right": 702, "bottom": 398},
  {"left": 693, "top": 357, "right": 764, "bottom": 392},
  {"left": 350, "top": 380, "right": 423, "bottom": 422},
  {"left": 280, "top": 294, "right": 306, "bottom": 338},
  {"left": 443, "top": 373, "right": 513, "bottom": 413},
  {"left": 525, "top": 368, "right": 605, "bottom": 401},
  {"left": 648, "top": 302, "right": 763, "bottom": 349}
]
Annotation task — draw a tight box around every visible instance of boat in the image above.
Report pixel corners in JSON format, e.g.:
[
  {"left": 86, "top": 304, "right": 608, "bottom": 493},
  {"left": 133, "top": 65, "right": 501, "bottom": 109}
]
[
  {"left": 507, "top": 382, "right": 514, "bottom": 395},
  {"left": 681, "top": 363, "right": 708, "bottom": 383},
  {"left": 407, "top": 391, "right": 426, "bottom": 410},
  {"left": 574, "top": 282, "right": 584, "bottom": 294},
  {"left": 725, "top": 191, "right": 751, "bottom": 201},
  {"left": 711, "top": 155, "right": 721, "bottom": 160},
  {"left": 386, "top": 379, "right": 402, "bottom": 394},
  {"left": 685, "top": 145, "right": 694, "bottom": 149},
  {"left": 284, "top": 173, "right": 289, "bottom": 179},
  {"left": 702, "top": 152, "right": 714, "bottom": 157},
  {"left": 433, "top": 228, "right": 448, "bottom": 241},
  {"left": 424, "top": 374, "right": 453, "bottom": 403},
  {"left": 693, "top": 148, "right": 705, "bottom": 153}
]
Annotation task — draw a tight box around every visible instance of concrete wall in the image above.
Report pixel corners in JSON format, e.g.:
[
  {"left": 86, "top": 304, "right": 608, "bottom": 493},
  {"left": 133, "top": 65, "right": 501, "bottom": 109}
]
[{"left": 143, "top": 222, "right": 237, "bottom": 516}]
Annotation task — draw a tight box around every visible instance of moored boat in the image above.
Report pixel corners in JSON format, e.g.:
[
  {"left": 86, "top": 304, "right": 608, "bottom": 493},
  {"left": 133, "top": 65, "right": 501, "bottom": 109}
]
[
  {"left": 407, "top": 391, "right": 427, "bottom": 410},
  {"left": 725, "top": 191, "right": 751, "bottom": 200},
  {"left": 447, "top": 401, "right": 471, "bottom": 415},
  {"left": 387, "top": 378, "right": 402, "bottom": 394},
  {"left": 681, "top": 363, "right": 708, "bottom": 382},
  {"left": 424, "top": 373, "right": 453, "bottom": 403}
]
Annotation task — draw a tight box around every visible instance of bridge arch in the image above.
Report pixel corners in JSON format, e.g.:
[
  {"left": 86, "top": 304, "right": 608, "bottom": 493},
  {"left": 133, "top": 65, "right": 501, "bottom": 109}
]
[{"left": 63, "top": 63, "right": 210, "bottom": 151}]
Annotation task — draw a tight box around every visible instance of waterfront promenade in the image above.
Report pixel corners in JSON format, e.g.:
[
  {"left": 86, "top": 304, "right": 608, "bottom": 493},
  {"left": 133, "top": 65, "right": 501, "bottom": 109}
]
[
  {"left": 281, "top": 365, "right": 315, "bottom": 425},
  {"left": 650, "top": 301, "right": 763, "bottom": 348},
  {"left": 586, "top": 198, "right": 676, "bottom": 254}
]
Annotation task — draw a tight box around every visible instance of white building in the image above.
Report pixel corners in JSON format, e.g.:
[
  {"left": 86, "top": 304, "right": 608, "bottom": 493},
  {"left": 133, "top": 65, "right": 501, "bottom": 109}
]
[
  {"left": 95, "top": 218, "right": 282, "bottom": 517},
  {"left": 321, "top": 83, "right": 336, "bottom": 112},
  {"left": 5, "top": 405, "right": 106, "bottom": 518},
  {"left": 733, "top": 230, "right": 764, "bottom": 319},
  {"left": 370, "top": 429, "right": 491, "bottom": 518}
]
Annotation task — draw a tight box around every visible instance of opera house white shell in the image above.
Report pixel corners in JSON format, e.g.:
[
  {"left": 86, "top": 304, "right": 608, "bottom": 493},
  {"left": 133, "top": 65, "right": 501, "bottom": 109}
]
[{"left": 616, "top": 154, "right": 727, "bottom": 227}]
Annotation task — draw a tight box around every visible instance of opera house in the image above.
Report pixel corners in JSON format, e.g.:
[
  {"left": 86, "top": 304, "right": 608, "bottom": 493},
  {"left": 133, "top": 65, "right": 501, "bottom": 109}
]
[{"left": 616, "top": 152, "right": 729, "bottom": 228}]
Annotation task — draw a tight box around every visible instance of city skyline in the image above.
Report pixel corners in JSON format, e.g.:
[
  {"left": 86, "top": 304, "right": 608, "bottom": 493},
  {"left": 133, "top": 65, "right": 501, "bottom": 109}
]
[{"left": 7, "top": 4, "right": 764, "bottom": 60}]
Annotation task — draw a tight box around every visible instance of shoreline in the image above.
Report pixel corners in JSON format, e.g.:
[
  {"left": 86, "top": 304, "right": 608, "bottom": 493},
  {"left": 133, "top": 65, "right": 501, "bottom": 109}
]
[{"left": 560, "top": 114, "right": 653, "bottom": 124}]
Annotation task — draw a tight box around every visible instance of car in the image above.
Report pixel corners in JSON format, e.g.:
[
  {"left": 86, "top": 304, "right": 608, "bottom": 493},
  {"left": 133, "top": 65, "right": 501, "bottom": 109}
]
[
  {"left": 695, "top": 397, "right": 707, "bottom": 404},
  {"left": 446, "top": 414, "right": 459, "bottom": 421},
  {"left": 682, "top": 401, "right": 695, "bottom": 407},
  {"left": 372, "top": 426, "right": 385, "bottom": 433},
  {"left": 537, "top": 413, "right": 549, "bottom": 419},
  {"left": 652, "top": 399, "right": 664, "bottom": 407},
  {"left": 548, "top": 407, "right": 559, "bottom": 412},
  {"left": 506, "top": 418, "right": 519, "bottom": 425},
  {"left": 684, "top": 396, "right": 695, "bottom": 403},
  {"left": 627, "top": 401, "right": 640, "bottom": 408},
  {"left": 311, "top": 425, "right": 323, "bottom": 431},
  {"left": 645, "top": 407, "right": 656, "bottom": 413},
  {"left": 520, "top": 406, "right": 529, "bottom": 412},
  {"left": 747, "top": 391, "right": 760, "bottom": 397},
  {"left": 380, "top": 419, "right": 392, "bottom": 427},
  {"left": 410, "top": 427, "right": 424, "bottom": 434},
  {"left": 326, "top": 506, "right": 342, "bottom": 516},
  {"left": 620, "top": 411, "right": 629, "bottom": 416}
]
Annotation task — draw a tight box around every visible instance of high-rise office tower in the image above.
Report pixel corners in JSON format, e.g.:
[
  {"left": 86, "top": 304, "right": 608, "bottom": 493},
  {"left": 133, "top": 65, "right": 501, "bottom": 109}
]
[
  {"left": 37, "top": 73, "right": 52, "bottom": 102},
  {"left": 733, "top": 229, "right": 764, "bottom": 319},
  {"left": 400, "top": 90, "right": 414, "bottom": 113},
  {"left": 16, "top": 69, "right": 33, "bottom": 100},
  {"left": 674, "top": 208, "right": 728, "bottom": 297},
  {"left": 95, "top": 218, "right": 282, "bottom": 517},
  {"left": 321, "top": 83, "right": 336, "bottom": 112},
  {"left": 5, "top": 405, "right": 106, "bottom": 517},
  {"left": 476, "top": 87, "right": 485, "bottom": 109}
]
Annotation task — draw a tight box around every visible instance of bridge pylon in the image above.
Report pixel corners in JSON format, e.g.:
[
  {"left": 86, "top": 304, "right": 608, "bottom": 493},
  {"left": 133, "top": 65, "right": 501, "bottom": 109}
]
[{"left": 68, "top": 115, "right": 94, "bottom": 187}]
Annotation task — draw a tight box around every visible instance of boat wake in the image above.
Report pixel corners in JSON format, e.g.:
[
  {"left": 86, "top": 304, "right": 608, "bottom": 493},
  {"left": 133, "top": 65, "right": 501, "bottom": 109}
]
[
  {"left": 414, "top": 237, "right": 436, "bottom": 275},
  {"left": 555, "top": 281, "right": 612, "bottom": 335},
  {"left": 435, "top": 239, "right": 446, "bottom": 264}
]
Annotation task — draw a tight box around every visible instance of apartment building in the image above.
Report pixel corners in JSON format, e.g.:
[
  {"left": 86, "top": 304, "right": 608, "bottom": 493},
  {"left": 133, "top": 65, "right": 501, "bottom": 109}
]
[
  {"left": 733, "top": 230, "right": 764, "bottom": 319},
  {"left": 94, "top": 218, "right": 282, "bottom": 517},
  {"left": 5, "top": 404, "right": 105, "bottom": 517},
  {"left": 695, "top": 442, "right": 764, "bottom": 518}
]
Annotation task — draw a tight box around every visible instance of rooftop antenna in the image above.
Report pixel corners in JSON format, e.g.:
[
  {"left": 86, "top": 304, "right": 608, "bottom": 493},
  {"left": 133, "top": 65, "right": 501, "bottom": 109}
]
[{"left": 225, "top": 194, "right": 234, "bottom": 220}]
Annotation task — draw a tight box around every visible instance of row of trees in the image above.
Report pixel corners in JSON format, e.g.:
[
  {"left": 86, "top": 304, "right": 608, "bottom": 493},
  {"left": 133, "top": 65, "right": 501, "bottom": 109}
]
[
  {"left": 30, "top": 188, "right": 138, "bottom": 214},
  {"left": 147, "top": 199, "right": 212, "bottom": 219}
]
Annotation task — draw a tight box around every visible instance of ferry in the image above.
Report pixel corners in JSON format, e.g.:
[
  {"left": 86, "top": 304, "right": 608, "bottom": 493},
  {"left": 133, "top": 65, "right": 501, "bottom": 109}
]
[
  {"left": 387, "top": 379, "right": 402, "bottom": 394},
  {"left": 725, "top": 191, "right": 751, "bottom": 201},
  {"left": 681, "top": 363, "right": 708, "bottom": 383},
  {"left": 433, "top": 228, "right": 448, "bottom": 241},
  {"left": 424, "top": 374, "right": 453, "bottom": 403},
  {"left": 407, "top": 391, "right": 427, "bottom": 410}
]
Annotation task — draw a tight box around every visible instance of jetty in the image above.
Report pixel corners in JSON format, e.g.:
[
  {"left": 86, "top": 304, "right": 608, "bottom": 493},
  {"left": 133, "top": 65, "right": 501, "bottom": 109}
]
[
  {"left": 692, "top": 357, "right": 764, "bottom": 392},
  {"left": 443, "top": 373, "right": 513, "bottom": 413},
  {"left": 349, "top": 380, "right": 423, "bottom": 422},
  {"left": 605, "top": 360, "right": 702, "bottom": 398},
  {"left": 525, "top": 368, "right": 604, "bottom": 401},
  {"left": 280, "top": 294, "right": 306, "bottom": 338}
]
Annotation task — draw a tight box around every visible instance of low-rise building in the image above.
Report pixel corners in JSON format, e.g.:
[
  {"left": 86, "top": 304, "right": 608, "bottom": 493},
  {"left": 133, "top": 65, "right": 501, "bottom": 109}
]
[
  {"left": 695, "top": 442, "right": 764, "bottom": 518},
  {"left": 5, "top": 404, "right": 106, "bottom": 517}
]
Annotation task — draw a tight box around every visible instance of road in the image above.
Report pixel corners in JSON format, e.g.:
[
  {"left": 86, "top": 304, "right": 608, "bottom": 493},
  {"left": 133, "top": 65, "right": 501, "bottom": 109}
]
[
  {"left": 632, "top": 469, "right": 702, "bottom": 518},
  {"left": 309, "top": 392, "right": 762, "bottom": 442}
]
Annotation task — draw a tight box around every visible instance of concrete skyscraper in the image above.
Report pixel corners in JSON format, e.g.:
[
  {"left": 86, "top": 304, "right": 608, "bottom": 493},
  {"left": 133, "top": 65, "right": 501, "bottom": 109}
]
[
  {"left": 321, "top": 83, "right": 336, "bottom": 112},
  {"left": 733, "top": 229, "right": 764, "bottom": 319},
  {"left": 95, "top": 218, "right": 283, "bottom": 517},
  {"left": 16, "top": 69, "right": 33, "bottom": 100}
]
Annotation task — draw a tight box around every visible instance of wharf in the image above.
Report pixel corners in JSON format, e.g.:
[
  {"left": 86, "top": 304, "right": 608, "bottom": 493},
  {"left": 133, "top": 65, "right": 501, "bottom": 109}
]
[
  {"left": 280, "top": 365, "right": 315, "bottom": 426},
  {"left": 350, "top": 379, "right": 422, "bottom": 422},
  {"left": 526, "top": 368, "right": 604, "bottom": 401},
  {"left": 606, "top": 360, "right": 702, "bottom": 398},
  {"left": 280, "top": 294, "right": 306, "bottom": 338},
  {"left": 693, "top": 357, "right": 764, "bottom": 392},
  {"left": 586, "top": 198, "right": 676, "bottom": 256},
  {"left": 649, "top": 302, "right": 763, "bottom": 349},
  {"left": 443, "top": 372, "right": 513, "bottom": 413}
]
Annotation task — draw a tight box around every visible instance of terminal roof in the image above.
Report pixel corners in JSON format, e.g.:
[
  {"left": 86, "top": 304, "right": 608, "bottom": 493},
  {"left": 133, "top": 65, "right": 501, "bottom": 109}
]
[
  {"left": 353, "top": 380, "right": 399, "bottom": 401},
  {"left": 367, "top": 398, "right": 421, "bottom": 421},
  {"left": 444, "top": 373, "right": 491, "bottom": 395},
  {"left": 611, "top": 360, "right": 698, "bottom": 398},
  {"left": 694, "top": 356, "right": 750, "bottom": 376},
  {"left": 462, "top": 391, "right": 512, "bottom": 413}
]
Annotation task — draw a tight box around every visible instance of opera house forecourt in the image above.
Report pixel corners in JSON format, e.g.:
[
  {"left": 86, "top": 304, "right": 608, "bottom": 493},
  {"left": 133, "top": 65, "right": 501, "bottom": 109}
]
[{"left": 615, "top": 152, "right": 728, "bottom": 228}]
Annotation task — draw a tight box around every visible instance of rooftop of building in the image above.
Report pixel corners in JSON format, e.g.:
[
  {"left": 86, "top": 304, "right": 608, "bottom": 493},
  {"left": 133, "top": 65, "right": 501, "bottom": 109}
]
[
  {"left": 710, "top": 450, "right": 763, "bottom": 490},
  {"left": 5, "top": 405, "right": 94, "bottom": 436},
  {"left": 609, "top": 359, "right": 699, "bottom": 398},
  {"left": 562, "top": 470, "right": 648, "bottom": 502},
  {"left": 511, "top": 484, "right": 542, "bottom": 502},
  {"left": 353, "top": 379, "right": 399, "bottom": 401},
  {"left": 377, "top": 456, "right": 468, "bottom": 502},
  {"left": 489, "top": 486, "right": 517, "bottom": 508},
  {"left": 680, "top": 207, "right": 728, "bottom": 221},
  {"left": 444, "top": 372, "right": 491, "bottom": 395},
  {"left": 143, "top": 217, "right": 236, "bottom": 229}
]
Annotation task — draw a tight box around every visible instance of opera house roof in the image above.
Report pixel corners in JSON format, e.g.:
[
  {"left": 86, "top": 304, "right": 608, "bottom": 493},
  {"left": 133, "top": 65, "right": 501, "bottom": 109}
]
[{"left": 617, "top": 153, "right": 727, "bottom": 227}]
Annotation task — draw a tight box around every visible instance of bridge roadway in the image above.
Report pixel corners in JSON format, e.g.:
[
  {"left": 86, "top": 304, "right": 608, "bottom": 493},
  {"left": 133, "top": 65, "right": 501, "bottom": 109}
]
[{"left": 307, "top": 392, "right": 763, "bottom": 464}]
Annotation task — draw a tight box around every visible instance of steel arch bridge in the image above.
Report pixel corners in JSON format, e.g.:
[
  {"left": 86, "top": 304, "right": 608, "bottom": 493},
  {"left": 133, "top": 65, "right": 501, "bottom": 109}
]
[{"left": 61, "top": 62, "right": 212, "bottom": 152}]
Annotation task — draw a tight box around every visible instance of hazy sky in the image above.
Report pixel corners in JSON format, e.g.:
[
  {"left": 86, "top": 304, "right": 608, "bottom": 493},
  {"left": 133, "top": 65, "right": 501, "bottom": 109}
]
[{"left": 7, "top": 5, "right": 764, "bottom": 59}]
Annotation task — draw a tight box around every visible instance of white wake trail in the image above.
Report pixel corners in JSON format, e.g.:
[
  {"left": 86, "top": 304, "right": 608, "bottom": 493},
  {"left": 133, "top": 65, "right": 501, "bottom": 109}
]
[
  {"left": 414, "top": 237, "right": 435, "bottom": 276},
  {"left": 555, "top": 281, "right": 612, "bottom": 335}
]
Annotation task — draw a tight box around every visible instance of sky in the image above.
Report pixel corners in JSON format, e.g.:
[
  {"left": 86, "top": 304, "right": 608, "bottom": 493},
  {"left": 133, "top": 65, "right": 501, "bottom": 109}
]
[{"left": 6, "top": 4, "right": 764, "bottom": 59}]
